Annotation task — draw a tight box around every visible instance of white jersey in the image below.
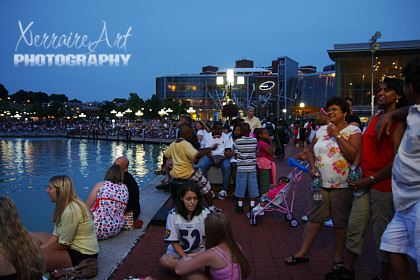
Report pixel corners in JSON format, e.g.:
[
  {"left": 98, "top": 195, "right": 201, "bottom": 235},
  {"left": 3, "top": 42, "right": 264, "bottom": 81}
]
[{"left": 164, "top": 207, "right": 210, "bottom": 253}]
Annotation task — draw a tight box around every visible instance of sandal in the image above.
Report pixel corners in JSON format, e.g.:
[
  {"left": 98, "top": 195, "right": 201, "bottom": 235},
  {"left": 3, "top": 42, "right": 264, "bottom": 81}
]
[
  {"left": 332, "top": 261, "right": 344, "bottom": 272},
  {"left": 284, "top": 255, "right": 309, "bottom": 265},
  {"left": 155, "top": 170, "right": 166, "bottom": 175}
]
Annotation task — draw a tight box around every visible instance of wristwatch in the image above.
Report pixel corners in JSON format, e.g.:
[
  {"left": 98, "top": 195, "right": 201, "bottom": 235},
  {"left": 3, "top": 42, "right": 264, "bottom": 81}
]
[
  {"left": 335, "top": 134, "right": 342, "bottom": 140},
  {"left": 369, "top": 175, "right": 376, "bottom": 184}
]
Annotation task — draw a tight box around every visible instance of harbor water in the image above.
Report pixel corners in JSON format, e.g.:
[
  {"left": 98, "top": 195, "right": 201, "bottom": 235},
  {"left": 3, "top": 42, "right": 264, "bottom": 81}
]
[{"left": 0, "top": 138, "right": 166, "bottom": 232}]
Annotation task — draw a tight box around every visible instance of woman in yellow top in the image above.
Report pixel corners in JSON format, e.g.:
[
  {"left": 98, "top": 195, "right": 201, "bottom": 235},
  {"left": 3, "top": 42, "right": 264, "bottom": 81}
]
[{"left": 34, "top": 175, "right": 99, "bottom": 271}]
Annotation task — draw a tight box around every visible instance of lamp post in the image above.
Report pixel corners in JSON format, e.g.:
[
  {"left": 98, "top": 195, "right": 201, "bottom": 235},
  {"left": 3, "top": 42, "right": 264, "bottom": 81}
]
[
  {"left": 370, "top": 31, "right": 381, "bottom": 116},
  {"left": 187, "top": 106, "right": 196, "bottom": 120},
  {"left": 217, "top": 69, "right": 244, "bottom": 104},
  {"left": 299, "top": 102, "right": 305, "bottom": 119}
]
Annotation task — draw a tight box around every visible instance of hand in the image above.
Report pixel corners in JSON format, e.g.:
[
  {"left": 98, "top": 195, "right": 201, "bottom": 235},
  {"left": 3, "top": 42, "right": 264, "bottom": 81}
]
[
  {"left": 295, "top": 149, "right": 308, "bottom": 161},
  {"left": 210, "top": 143, "right": 219, "bottom": 151},
  {"left": 179, "top": 256, "right": 193, "bottom": 262},
  {"left": 349, "top": 177, "right": 370, "bottom": 191},
  {"left": 309, "top": 167, "right": 321, "bottom": 179},
  {"left": 327, "top": 123, "right": 340, "bottom": 138},
  {"left": 375, "top": 112, "right": 393, "bottom": 140},
  {"left": 225, "top": 151, "right": 234, "bottom": 157}
]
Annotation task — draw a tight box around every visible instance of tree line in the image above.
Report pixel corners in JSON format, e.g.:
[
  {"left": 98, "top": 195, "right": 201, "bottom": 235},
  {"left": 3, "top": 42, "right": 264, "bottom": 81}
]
[{"left": 0, "top": 84, "right": 188, "bottom": 119}]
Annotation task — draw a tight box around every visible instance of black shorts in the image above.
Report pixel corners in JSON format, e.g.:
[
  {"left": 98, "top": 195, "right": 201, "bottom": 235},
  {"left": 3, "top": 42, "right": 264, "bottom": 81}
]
[{"left": 67, "top": 248, "right": 98, "bottom": 266}]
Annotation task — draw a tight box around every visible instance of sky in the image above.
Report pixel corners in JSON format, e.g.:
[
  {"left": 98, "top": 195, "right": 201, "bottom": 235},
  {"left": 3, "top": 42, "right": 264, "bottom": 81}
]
[{"left": 0, "top": 0, "right": 419, "bottom": 102}]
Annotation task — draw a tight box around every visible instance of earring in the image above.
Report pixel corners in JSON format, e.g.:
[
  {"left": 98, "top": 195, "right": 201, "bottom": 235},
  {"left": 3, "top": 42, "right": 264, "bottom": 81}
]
[{"left": 396, "top": 97, "right": 399, "bottom": 103}]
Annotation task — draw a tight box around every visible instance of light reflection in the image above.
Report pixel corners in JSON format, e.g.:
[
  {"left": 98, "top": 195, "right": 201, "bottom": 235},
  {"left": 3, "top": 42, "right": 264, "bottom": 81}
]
[{"left": 79, "top": 140, "right": 88, "bottom": 176}]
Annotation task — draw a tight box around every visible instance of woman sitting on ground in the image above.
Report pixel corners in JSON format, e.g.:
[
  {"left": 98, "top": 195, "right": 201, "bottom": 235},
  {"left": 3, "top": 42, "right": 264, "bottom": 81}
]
[
  {"left": 34, "top": 175, "right": 99, "bottom": 272},
  {"left": 159, "top": 183, "right": 210, "bottom": 272},
  {"left": 175, "top": 212, "right": 250, "bottom": 280},
  {"left": 86, "top": 164, "right": 129, "bottom": 240},
  {"left": 0, "top": 196, "right": 45, "bottom": 279}
]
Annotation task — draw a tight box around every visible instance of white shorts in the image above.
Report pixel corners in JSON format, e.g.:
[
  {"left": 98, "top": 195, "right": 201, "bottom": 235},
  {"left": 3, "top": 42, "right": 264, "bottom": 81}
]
[{"left": 380, "top": 201, "right": 420, "bottom": 272}]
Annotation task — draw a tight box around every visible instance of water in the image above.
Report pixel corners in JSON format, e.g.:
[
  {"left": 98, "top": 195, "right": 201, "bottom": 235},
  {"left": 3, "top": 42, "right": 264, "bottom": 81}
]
[{"left": 0, "top": 138, "right": 166, "bottom": 232}]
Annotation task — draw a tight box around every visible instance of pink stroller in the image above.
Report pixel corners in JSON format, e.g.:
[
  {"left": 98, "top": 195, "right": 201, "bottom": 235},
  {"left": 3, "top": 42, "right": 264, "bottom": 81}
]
[{"left": 248, "top": 159, "right": 309, "bottom": 227}]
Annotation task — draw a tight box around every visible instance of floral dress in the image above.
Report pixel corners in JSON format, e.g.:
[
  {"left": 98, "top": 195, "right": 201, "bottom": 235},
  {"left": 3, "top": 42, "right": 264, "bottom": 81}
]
[
  {"left": 91, "top": 181, "right": 129, "bottom": 240},
  {"left": 314, "top": 125, "right": 361, "bottom": 189}
]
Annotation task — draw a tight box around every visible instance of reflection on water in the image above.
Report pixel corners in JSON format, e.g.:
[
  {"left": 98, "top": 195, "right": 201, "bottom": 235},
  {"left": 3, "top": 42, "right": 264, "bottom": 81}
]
[{"left": 0, "top": 138, "right": 166, "bottom": 232}]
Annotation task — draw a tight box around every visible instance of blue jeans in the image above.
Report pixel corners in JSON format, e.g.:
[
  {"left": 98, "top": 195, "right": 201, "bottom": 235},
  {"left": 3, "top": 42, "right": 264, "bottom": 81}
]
[
  {"left": 235, "top": 171, "right": 259, "bottom": 199},
  {"left": 199, "top": 155, "right": 231, "bottom": 190}
]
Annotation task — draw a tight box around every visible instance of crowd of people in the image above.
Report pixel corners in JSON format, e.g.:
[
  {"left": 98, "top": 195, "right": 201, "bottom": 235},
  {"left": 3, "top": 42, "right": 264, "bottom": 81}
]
[{"left": 1, "top": 58, "right": 420, "bottom": 280}]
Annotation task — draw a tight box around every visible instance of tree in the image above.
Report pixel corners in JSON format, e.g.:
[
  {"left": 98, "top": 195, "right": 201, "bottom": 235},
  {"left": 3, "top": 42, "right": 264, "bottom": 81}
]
[
  {"left": 0, "top": 84, "right": 8, "bottom": 99},
  {"left": 50, "top": 94, "right": 68, "bottom": 103},
  {"left": 144, "top": 94, "right": 161, "bottom": 118}
]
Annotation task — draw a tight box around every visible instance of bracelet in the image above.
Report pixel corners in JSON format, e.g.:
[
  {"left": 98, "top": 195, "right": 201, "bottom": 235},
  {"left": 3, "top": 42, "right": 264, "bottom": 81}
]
[
  {"left": 335, "top": 134, "right": 342, "bottom": 140},
  {"left": 369, "top": 175, "right": 376, "bottom": 184}
]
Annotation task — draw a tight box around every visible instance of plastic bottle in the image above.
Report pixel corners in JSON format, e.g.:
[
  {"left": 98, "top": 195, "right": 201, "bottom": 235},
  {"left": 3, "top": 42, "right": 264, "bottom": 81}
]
[
  {"left": 350, "top": 165, "right": 363, "bottom": 198},
  {"left": 312, "top": 172, "right": 322, "bottom": 201}
]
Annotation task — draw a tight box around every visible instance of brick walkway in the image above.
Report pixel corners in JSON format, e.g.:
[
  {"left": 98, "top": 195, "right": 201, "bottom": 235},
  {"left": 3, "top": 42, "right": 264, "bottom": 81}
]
[{"left": 111, "top": 145, "right": 419, "bottom": 280}]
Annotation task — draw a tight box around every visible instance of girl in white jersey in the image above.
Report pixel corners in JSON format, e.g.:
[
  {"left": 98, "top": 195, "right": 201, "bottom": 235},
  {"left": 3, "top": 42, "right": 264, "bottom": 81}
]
[{"left": 159, "top": 183, "right": 210, "bottom": 272}]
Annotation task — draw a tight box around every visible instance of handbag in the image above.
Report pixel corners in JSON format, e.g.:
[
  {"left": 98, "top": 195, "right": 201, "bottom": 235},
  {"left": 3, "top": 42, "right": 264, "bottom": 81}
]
[{"left": 124, "top": 211, "right": 134, "bottom": 230}]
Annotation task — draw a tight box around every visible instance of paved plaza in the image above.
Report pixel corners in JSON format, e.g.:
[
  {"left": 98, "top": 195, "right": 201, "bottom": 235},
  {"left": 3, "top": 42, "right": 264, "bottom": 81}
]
[{"left": 111, "top": 145, "right": 419, "bottom": 280}]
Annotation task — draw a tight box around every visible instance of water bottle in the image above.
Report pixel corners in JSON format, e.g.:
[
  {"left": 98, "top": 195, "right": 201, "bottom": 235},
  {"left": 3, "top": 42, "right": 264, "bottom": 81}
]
[
  {"left": 312, "top": 172, "right": 322, "bottom": 201},
  {"left": 350, "top": 165, "right": 363, "bottom": 198}
]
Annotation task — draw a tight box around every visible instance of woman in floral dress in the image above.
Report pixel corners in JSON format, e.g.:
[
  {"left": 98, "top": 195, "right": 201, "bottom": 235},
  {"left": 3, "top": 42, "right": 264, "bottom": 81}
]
[
  {"left": 284, "top": 96, "right": 362, "bottom": 274},
  {"left": 86, "top": 164, "right": 128, "bottom": 240}
]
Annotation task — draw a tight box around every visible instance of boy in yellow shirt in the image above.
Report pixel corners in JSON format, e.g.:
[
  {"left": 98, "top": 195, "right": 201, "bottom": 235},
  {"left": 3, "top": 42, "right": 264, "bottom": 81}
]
[{"left": 163, "top": 123, "right": 221, "bottom": 212}]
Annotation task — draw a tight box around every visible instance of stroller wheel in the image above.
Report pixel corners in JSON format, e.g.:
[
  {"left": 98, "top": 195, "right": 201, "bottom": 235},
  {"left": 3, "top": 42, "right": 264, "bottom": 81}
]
[
  {"left": 284, "top": 213, "right": 293, "bottom": 221},
  {"left": 290, "top": 219, "right": 299, "bottom": 227}
]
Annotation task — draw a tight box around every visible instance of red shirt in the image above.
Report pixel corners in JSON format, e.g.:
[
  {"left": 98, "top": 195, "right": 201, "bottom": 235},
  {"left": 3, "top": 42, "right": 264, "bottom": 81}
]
[{"left": 361, "top": 111, "right": 401, "bottom": 192}]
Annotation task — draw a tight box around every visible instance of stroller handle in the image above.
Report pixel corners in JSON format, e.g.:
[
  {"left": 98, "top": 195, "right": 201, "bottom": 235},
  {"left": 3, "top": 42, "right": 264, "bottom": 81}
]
[{"left": 288, "top": 158, "right": 310, "bottom": 173}]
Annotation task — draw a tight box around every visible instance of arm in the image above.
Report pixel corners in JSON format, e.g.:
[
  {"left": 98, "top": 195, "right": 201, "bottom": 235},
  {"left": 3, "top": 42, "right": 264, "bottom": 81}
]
[
  {"left": 175, "top": 249, "right": 215, "bottom": 276},
  {"left": 352, "top": 122, "right": 406, "bottom": 191},
  {"left": 85, "top": 181, "right": 102, "bottom": 209},
  {"left": 172, "top": 243, "right": 187, "bottom": 258},
  {"left": 375, "top": 106, "right": 410, "bottom": 139},
  {"left": 261, "top": 138, "right": 274, "bottom": 156},
  {"left": 40, "top": 234, "right": 59, "bottom": 250},
  {"left": 197, "top": 134, "right": 203, "bottom": 143},
  {"left": 328, "top": 123, "right": 361, "bottom": 162},
  {"left": 307, "top": 136, "right": 320, "bottom": 178},
  {"left": 196, "top": 145, "right": 218, "bottom": 161}
]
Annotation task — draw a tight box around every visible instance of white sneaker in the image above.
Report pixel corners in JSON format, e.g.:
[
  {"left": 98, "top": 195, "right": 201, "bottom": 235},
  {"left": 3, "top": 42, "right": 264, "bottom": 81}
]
[
  {"left": 211, "top": 190, "right": 215, "bottom": 198},
  {"left": 252, "top": 204, "right": 265, "bottom": 216},
  {"left": 301, "top": 215, "right": 308, "bottom": 221},
  {"left": 218, "top": 190, "right": 227, "bottom": 200}
]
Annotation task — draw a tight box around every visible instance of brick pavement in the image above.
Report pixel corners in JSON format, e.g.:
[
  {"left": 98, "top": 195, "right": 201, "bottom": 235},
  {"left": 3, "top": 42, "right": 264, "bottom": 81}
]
[{"left": 111, "top": 144, "right": 419, "bottom": 280}]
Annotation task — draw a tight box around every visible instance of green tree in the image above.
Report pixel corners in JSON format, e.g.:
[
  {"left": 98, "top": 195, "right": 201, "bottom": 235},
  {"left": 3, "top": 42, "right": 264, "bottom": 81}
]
[
  {"left": 10, "top": 89, "right": 29, "bottom": 103},
  {"left": 0, "top": 84, "right": 8, "bottom": 100},
  {"left": 144, "top": 94, "right": 161, "bottom": 118},
  {"left": 50, "top": 94, "right": 68, "bottom": 103}
]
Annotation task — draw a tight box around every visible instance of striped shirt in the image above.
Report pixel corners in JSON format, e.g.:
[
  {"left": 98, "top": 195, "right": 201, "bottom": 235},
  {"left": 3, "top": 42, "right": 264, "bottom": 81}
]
[{"left": 233, "top": 136, "right": 258, "bottom": 172}]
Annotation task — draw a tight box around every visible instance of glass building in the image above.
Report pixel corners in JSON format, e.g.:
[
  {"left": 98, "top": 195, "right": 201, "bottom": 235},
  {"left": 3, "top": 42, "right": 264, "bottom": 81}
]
[
  {"left": 328, "top": 40, "right": 420, "bottom": 117},
  {"left": 156, "top": 57, "right": 300, "bottom": 121}
]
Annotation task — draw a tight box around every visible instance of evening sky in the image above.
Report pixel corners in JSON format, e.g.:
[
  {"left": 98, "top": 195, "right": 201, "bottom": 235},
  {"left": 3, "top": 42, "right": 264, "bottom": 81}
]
[{"left": 0, "top": 0, "right": 418, "bottom": 102}]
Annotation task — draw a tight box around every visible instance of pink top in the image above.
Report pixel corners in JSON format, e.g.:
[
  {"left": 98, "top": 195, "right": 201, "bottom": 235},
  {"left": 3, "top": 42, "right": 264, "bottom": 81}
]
[
  {"left": 258, "top": 140, "right": 273, "bottom": 162},
  {"left": 209, "top": 246, "right": 242, "bottom": 280}
]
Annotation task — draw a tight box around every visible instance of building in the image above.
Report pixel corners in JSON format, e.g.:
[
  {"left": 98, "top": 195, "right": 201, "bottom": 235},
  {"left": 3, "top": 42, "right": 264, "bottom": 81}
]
[
  {"left": 156, "top": 57, "right": 300, "bottom": 121},
  {"left": 328, "top": 39, "right": 420, "bottom": 118}
]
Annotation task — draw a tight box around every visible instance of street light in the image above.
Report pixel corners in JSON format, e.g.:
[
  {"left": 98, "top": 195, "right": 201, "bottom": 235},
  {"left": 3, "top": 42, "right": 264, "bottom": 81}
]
[
  {"left": 110, "top": 109, "right": 117, "bottom": 114},
  {"left": 158, "top": 109, "right": 167, "bottom": 118},
  {"left": 370, "top": 31, "right": 381, "bottom": 116},
  {"left": 79, "top": 113, "right": 86, "bottom": 118},
  {"left": 135, "top": 110, "right": 143, "bottom": 117}
]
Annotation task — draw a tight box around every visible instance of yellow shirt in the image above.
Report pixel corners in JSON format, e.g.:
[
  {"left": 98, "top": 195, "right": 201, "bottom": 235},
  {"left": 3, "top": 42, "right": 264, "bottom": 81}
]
[
  {"left": 164, "top": 140, "right": 198, "bottom": 179},
  {"left": 53, "top": 201, "right": 99, "bottom": 255},
  {"left": 245, "top": 116, "right": 262, "bottom": 132}
]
